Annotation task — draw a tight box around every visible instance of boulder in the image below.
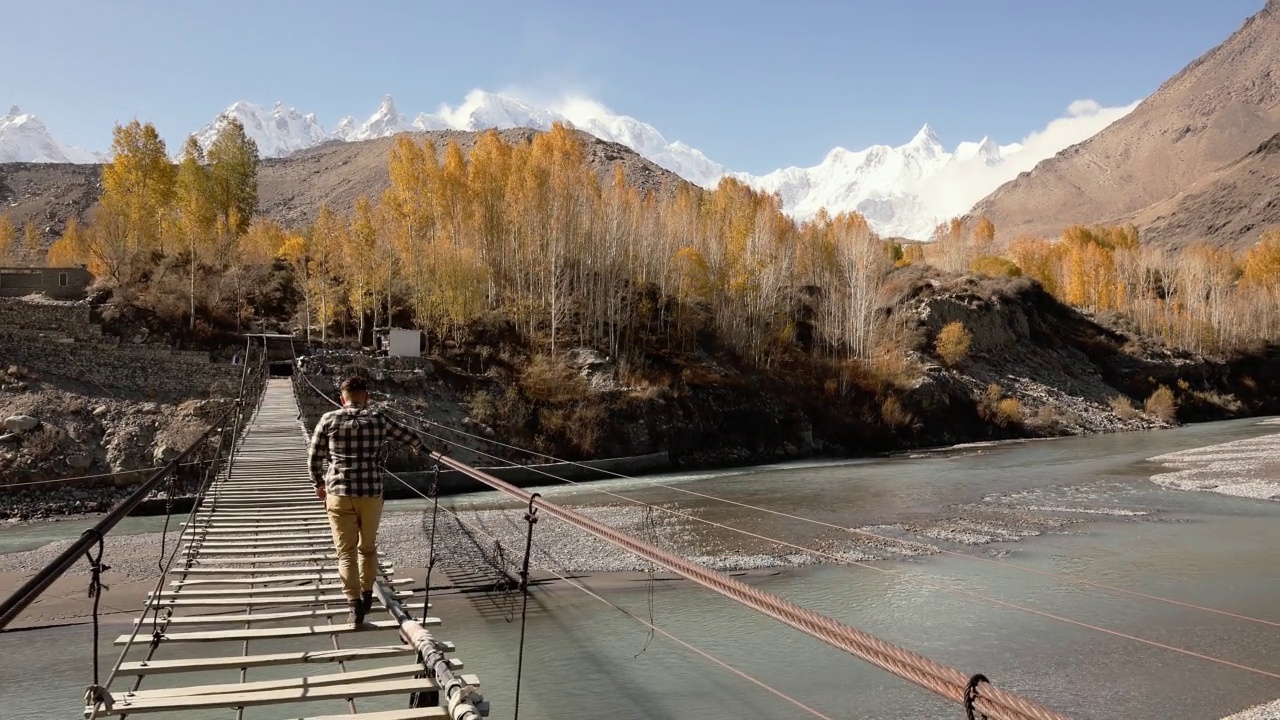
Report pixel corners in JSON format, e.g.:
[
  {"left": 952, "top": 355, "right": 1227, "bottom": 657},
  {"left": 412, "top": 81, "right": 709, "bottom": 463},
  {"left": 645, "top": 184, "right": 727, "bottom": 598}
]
[
  {"left": 153, "top": 446, "right": 181, "bottom": 465},
  {"left": 67, "top": 454, "right": 93, "bottom": 470},
  {"left": 92, "top": 405, "right": 110, "bottom": 417},
  {"left": 4, "top": 415, "right": 39, "bottom": 433}
]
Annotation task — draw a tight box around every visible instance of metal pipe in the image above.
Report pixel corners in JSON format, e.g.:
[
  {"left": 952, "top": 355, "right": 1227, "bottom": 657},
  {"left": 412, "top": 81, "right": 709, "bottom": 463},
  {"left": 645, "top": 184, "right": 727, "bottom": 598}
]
[
  {"left": 0, "top": 404, "right": 239, "bottom": 631},
  {"left": 372, "top": 581, "right": 486, "bottom": 720}
]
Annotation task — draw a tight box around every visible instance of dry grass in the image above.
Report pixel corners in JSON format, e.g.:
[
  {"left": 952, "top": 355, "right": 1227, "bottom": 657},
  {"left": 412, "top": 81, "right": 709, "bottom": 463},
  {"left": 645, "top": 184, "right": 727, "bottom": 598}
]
[
  {"left": 1109, "top": 395, "right": 1139, "bottom": 420},
  {"left": 1144, "top": 385, "right": 1178, "bottom": 422}
]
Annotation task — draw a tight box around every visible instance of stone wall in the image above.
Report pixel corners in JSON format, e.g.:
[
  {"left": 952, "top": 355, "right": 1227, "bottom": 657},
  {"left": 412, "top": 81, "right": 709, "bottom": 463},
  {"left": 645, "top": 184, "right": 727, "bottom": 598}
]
[
  {"left": 0, "top": 299, "right": 98, "bottom": 339},
  {"left": 0, "top": 330, "right": 242, "bottom": 398}
]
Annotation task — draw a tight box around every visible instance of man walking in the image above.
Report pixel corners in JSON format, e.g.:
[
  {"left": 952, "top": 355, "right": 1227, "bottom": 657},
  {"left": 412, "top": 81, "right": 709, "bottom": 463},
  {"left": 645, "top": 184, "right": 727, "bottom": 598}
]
[{"left": 308, "top": 375, "right": 426, "bottom": 625}]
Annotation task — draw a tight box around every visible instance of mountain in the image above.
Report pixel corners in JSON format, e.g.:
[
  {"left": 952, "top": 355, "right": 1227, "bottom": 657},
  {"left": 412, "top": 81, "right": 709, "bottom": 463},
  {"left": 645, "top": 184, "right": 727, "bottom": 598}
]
[
  {"left": 192, "top": 101, "right": 328, "bottom": 158},
  {"left": 733, "top": 124, "right": 1027, "bottom": 239},
  {"left": 971, "top": 0, "right": 1280, "bottom": 247},
  {"left": 1124, "top": 132, "right": 1280, "bottom": 251},
  {"left": 0, "top": 107, "right": 101, "bottom": 163},
  {"left": 189, "top": 92, "right": 1110, "bottom": 238},
  {"left": 8, "top": 89, "right": 1134, "bottom": 240},
  {"left": 0, "top": 128, "right": 691, "bottom": 241}
]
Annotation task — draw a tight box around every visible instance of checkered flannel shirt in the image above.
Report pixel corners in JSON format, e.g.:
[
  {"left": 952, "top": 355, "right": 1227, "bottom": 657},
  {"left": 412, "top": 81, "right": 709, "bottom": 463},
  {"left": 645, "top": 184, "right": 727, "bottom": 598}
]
[{"left": 308, "top": 406, "right": 425, "bottom": 497}]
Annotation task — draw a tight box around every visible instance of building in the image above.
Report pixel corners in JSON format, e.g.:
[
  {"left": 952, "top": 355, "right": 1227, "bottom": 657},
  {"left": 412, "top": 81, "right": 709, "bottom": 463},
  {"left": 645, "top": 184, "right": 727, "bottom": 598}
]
[{"left": 0, "top": 266, "right": 94, "bottom": 300}]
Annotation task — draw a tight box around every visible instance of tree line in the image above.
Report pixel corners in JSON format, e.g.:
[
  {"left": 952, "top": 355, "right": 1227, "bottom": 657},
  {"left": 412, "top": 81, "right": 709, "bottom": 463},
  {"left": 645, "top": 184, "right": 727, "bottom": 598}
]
[
  {"left": 42, "top": 119, "right": 1280, "bottom": 367},
  {"left": 926, "top": 218, "right": 1280, "bottom": 355}
]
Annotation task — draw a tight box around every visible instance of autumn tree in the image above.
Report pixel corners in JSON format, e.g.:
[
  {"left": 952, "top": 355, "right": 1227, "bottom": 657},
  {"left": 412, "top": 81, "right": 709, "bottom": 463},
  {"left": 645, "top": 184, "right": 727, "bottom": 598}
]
[
  {"left": 0, "top": 215, "right": 14, "bottom": 265},
  {"left": 206, "top": 117, "right": 260, "bottom": 237},
  {"left": 173, "top": 136, "right": 216, "bottom": 328},
  {"left": 47, "top": 218, "right": 86, "bottom": 267},
  {"left": 98, "top": 120, "right": 174, "bottom": 281},
  {"left": 22, "top": 222, "right": 42, "bottom": 266}
]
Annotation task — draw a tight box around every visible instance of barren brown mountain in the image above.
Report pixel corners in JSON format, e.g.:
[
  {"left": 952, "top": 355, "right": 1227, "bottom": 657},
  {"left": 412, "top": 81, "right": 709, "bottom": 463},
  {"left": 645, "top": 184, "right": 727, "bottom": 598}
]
[
  {"left": 971, "top": 0, "right": 1280, "bottom": 249},
  {"left": 0, "top": 127, "right": 692, "bottom": 243}
]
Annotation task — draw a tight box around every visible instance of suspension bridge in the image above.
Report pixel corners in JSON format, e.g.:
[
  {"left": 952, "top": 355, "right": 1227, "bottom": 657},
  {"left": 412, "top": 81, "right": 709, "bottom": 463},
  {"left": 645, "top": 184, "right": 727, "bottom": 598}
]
[{"left": 0, "top": 342, "right": 1275, "bottom": 719}]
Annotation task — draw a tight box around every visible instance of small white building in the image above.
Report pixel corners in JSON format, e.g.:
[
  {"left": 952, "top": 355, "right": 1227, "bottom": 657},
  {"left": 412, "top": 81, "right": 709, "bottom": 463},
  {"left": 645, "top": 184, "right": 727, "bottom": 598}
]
[{"left": 387, "top": 328, "right": 422, "bottom": 357}]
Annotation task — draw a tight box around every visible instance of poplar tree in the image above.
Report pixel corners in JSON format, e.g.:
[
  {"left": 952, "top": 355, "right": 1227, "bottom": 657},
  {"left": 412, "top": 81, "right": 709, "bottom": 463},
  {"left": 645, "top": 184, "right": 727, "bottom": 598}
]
[
  {"left": 174, "top": 136, "right": 215, "bottom": 328},
  {"left": 100, "top": 120, "right": 174, "bottom": 264},
  {"left": 207, "top": 117, "right": 260, "bottom": 236}
]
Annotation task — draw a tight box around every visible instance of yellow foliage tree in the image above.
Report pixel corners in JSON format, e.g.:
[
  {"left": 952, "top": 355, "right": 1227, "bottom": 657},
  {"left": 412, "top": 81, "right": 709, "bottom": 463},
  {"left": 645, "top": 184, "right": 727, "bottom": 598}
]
[
  {"left": 0, "top": 215, "right": 14, "bottom": 265},
  {"left": 100, "top": 120, "right": 174, "bottom": 264}
]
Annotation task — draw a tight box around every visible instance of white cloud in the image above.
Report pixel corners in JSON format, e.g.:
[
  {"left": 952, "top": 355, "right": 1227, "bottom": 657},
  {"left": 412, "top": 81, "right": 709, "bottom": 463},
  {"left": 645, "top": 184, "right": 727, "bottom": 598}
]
[{"left": 917, "top": 98, "right": 1141, "bottom": 225}]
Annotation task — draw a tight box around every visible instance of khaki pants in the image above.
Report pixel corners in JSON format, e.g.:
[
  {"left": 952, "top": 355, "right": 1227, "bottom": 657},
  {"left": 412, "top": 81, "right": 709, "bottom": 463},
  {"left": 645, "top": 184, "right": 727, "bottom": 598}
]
[{"left": 325, "top": 494, "right": 384, "bottom": 600}]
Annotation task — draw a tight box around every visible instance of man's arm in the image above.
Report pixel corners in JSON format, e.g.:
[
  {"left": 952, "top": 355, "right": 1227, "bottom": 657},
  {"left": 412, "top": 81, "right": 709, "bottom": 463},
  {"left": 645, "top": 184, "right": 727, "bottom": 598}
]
[
  {"left": 382, "top": 413, "right": 427, "bottom": 455},
  {"left": 307, "top": 415, "right": 330, "bottom": 497}
]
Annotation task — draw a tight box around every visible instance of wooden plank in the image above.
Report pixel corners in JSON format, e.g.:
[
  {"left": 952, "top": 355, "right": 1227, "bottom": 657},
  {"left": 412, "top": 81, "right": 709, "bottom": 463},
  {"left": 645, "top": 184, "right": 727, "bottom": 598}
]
[
  {"left": 120, "top": 663, "right": 428, "bottom": 699},
  {"left": 116, "top": 645, "right": 427, "bottom": 678},
  {"left": 181, "top": 527, "right": 335, "bottom": 537},
  {"left": 187, "top": 553, "right": 340, "bottom": 564},
  {"left": 179, "top": 564, "right": 394, "bottom": 576},
  {"left": 172, "top": 573, "right": 345, "bottom": 586},
  {"left": 148, "top": 590, "right": 413, "bottom": 607},
  {"left": 154, "top": 578, "right": 411, "bottom": 598},
  {"left": 141, "top": 607, "right": 378, "bottom": 625},
  {"left": 188, "top": 540, "right": 337, "bottom": 550},
  {"left": 92, "top": 677, "right": 440, "bottom": 715},
  {"left": 187, "top": 550, "right": 387, "bottom": 561},
  {"left": 300, "top": 709, "right": 447, "bottom": 720},
  {"left": 186, "top": 540, "right": 337, "bottom": 550},
  {"left": 180, "top": 533, "right": 335, "bottom": 543},
  {"left": 117, "top": 617, "right": 440, "bottom": 644}
]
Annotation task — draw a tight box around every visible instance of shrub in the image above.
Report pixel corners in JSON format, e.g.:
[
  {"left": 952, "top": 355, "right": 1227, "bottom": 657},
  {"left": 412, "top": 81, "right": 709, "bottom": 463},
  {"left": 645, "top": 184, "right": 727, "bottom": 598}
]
[
  {"left": 1144, "top": 385, "right": 1178, "bottom": 422},
  {"left": 935, "top": 321, "right": 972, "bottom": 366},
  {"left": 1109, "top": 395, "right": 1138, "bottom": 420},
  {"left": 994, "top": 398, "right": 1024, "bottom": 426},
  {"left": 970, "top": 256, "right": 1023, "bottom": 278},
  {"left": 879, "top": 396, "right": 914, "bottom": 429},
  {"left": 521, "top": 355, "right": 588, "bottom": 404},
  {"left": 469, "top": 390, "right": 497, "bottom": 426}
]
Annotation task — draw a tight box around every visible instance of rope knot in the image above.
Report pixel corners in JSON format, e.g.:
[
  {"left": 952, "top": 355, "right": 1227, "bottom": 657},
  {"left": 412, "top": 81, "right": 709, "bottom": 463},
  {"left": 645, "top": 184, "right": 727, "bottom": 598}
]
[{"left": 963, "top": 673, "right": 990, "bottom": 720}]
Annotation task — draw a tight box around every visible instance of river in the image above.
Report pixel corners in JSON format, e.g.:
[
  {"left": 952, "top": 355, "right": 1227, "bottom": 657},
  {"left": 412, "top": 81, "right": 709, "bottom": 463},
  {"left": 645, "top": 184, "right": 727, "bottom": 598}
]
[{"left": 1, "top": 418, "right": 1277, "bottom": 719}]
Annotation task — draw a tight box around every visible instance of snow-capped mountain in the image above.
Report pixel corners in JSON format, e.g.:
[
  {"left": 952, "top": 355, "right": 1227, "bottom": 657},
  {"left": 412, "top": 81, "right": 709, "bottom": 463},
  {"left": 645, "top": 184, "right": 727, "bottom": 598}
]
[
  {"left": 3, "top": 93, "right": 1131, "bottom": 239},
  {"left": 193, "top": 101, "right": 329, "bottom": 158},
  {"left": 737, "top": 124, "right": 1027, "bottom": 238},
  {"left": 0, "top": 106, "right": 101, "bottom": 163}
]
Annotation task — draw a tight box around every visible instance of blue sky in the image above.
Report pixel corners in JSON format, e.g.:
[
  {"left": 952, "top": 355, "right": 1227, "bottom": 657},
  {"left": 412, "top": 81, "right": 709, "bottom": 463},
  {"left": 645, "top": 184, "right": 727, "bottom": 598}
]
[{"left": 2, "top": 0, "right": 1265, "bottom": 173}]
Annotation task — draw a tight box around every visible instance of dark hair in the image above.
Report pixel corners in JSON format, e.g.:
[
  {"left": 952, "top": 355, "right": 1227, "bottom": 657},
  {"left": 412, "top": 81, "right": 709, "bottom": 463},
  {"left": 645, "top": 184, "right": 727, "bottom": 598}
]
[{"left": 339, "top": 376, "right": 368, "bottom": 394}]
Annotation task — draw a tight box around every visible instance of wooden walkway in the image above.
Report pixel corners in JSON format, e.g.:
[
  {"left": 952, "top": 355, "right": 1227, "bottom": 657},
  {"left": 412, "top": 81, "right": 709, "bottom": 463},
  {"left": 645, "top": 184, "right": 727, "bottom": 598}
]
[{"left": 88, "top": 379, "right": 480, "bottom": 719}]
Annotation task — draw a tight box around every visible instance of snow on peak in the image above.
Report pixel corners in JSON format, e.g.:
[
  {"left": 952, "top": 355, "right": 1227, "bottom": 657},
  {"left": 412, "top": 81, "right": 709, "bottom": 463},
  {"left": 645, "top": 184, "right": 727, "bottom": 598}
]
[
  {"left": 339, "top": 94, "right": 414, "bottom": 141},
  {"left": 0, "top": 106, "right": 101, "bottom": 163},
  {"left": 182, "top": 92, "right": 1127, "bottom": 239},
  {"left": 909, "top": 123, "right": 942, "bottom": 148},
  {"left": 193, "top": 100, "right": 328, "bottom": 158}
]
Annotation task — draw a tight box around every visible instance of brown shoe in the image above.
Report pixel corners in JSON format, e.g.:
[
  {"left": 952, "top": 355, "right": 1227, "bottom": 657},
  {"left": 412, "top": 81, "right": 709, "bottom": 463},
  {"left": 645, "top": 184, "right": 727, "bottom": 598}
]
[
  {"left": 361, "top": 590, "right": 374, "bottom": 618},
  {"left": 347, "top": 598, "right": 366, "bottom": 627}
]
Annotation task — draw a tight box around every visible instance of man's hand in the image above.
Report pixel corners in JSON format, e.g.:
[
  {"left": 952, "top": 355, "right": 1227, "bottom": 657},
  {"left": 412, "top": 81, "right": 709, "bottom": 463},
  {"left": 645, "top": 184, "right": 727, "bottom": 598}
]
[{"left": 315, "top": 485, "right": 326, "bottom": 501}]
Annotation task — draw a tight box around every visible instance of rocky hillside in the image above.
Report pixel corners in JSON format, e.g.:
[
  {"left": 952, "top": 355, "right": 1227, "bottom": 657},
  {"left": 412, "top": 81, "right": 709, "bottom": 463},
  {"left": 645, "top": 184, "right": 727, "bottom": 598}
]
[
  {"left": 0, "top": 127, "right": 693, "bottom": 243},
  {"left": 971, "top": 0, "right": 1280, "bottom": 248},
  {"left": 1125, "top": 132, "right": 1280, "bottom": 251},
  {"left": 296, "top": 270, "right": 1280, "bottom": 474}
]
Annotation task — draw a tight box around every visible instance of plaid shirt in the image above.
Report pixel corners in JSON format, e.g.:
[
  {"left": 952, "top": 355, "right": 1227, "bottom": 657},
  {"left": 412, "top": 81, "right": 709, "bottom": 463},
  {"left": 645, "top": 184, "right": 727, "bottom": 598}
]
[{"left": 308, "top": 406, "right": 424, "bottom": 497}]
